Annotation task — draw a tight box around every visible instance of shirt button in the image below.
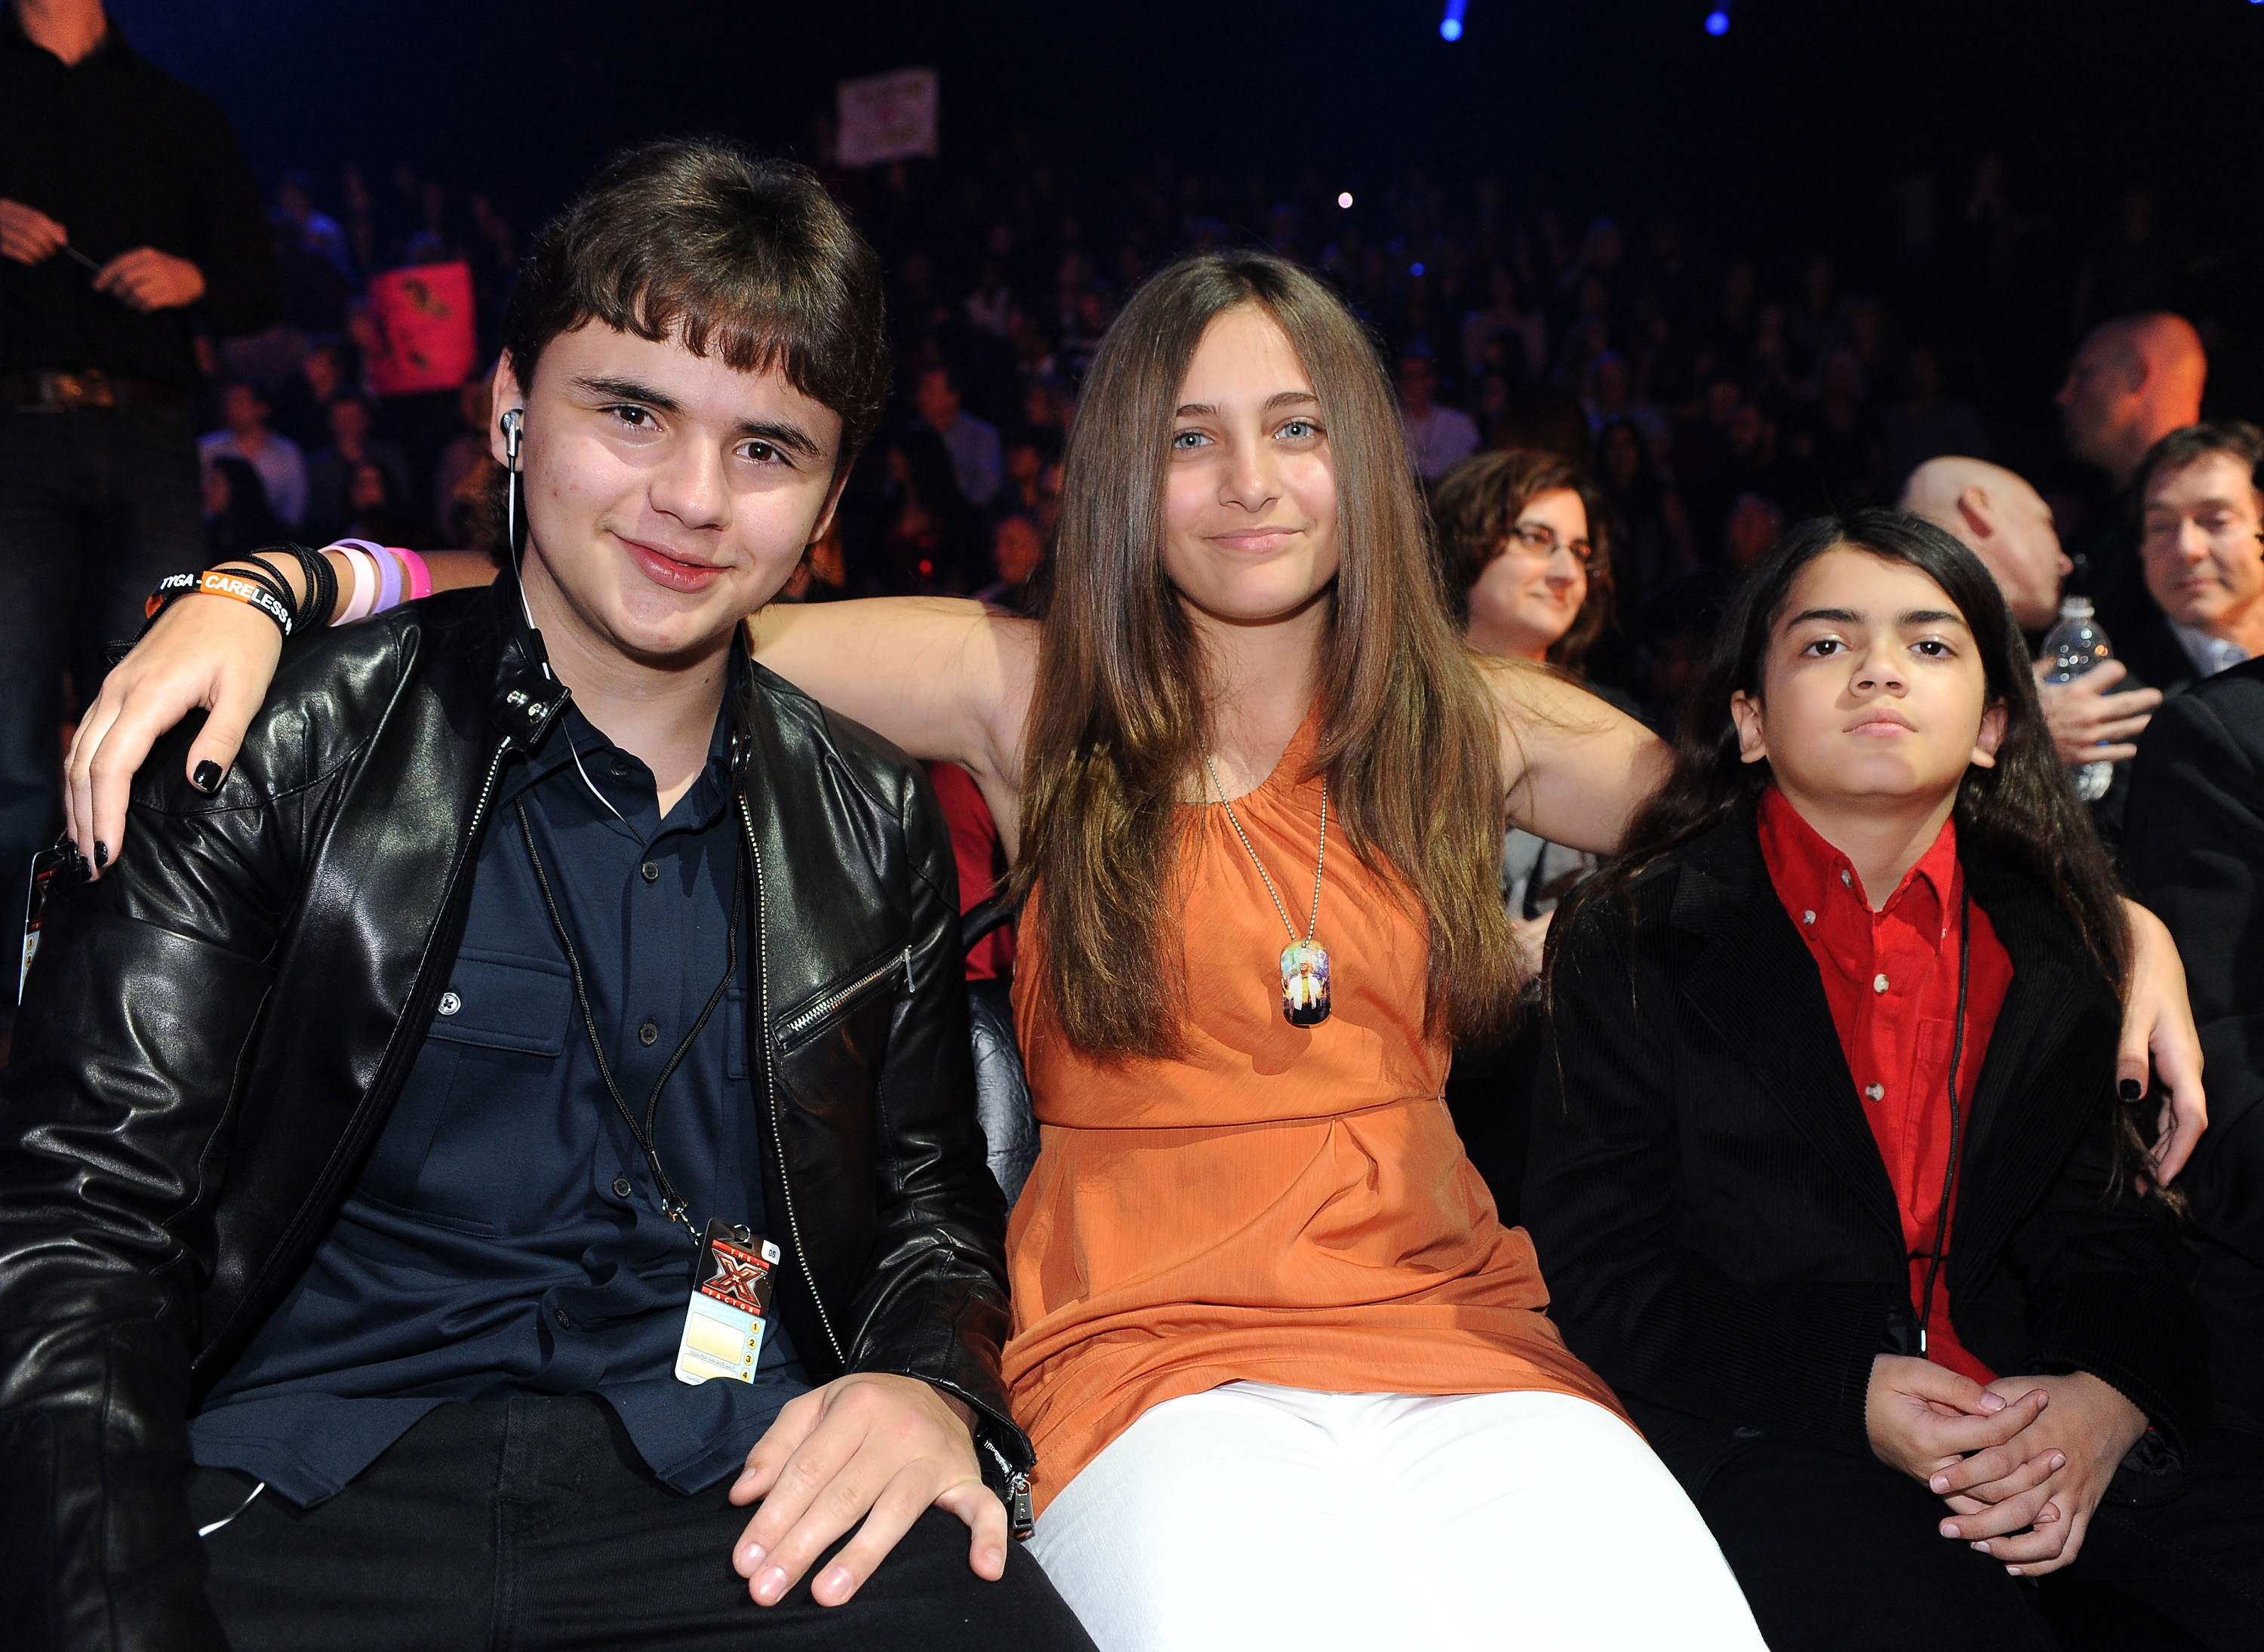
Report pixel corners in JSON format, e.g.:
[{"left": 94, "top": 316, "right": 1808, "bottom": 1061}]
[
  {"left": 641, "top": 860, "right": 660, "bottom": 884},
  {"left": 638, "top": 1019, "right": 660, "bottom": 1046},
  {"left": 1866, "top": 1083, "right": 1886, "bottom": 1100},
  {"left": 438, "top": 991, "right": 461, "bottom": 1016},
  {"left": 1840, "top": 869, "right": 1853, "bottom": 888},
  {"left": 611, "top": 1175, "right": 634, "bottom": 1198},
  {"left": 1802, "top": 909, "right": 1816, "bottom": 926},
  {"left": 555, "top": 1308, "right": 572, "bottom": 1330},
  {"left": 1873, "top": 973, "right": 1890, "bottom": 994},
  {"left": 609, "top": 756, "right": 632, "bottom": 778}
]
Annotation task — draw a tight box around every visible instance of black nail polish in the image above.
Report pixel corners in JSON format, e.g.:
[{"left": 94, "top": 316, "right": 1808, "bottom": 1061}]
[
  {"left": 2119, "top": 1078, "right": 2144, "bottom": 1102},
  {"left": 93, "top": 841, "right": 109, "bottom": 869},
  {"left": 193, "top": 759, "right": 223, "bottom": 793}
]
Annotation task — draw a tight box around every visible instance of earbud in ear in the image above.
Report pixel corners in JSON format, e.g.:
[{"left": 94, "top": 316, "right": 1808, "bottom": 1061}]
[{"left": 500, "top": 408, "right": 525, "bottom": 471}]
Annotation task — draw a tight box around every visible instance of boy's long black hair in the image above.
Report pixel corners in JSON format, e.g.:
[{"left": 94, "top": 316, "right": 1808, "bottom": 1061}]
[{"left": 1560, "top": 509, "right": 2130, "bottom": 998}]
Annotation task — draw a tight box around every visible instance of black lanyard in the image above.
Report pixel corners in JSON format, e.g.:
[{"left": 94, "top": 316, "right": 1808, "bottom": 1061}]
[
  {"left": 513, "top": 799, "right": 743, "bottom": 1238},
  {"left": 1915, "top": 889, "right": 1973, "bottom": 1355}
]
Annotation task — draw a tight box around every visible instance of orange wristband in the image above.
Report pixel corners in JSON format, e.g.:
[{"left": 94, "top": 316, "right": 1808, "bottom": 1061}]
[{"left": 145, "top": 569, "right": 294, "bottom": 635}]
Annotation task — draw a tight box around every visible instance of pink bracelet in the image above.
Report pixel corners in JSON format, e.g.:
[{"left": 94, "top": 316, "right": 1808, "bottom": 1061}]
[
  {"left": 328, "top": 542, "right": 378, "bottom": 623},
  {"left": 396, "top": 547, "right": 432, "bottom": 601}
]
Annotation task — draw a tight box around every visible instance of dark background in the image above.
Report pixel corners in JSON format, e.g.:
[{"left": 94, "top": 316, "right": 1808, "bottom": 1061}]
[
  {"left": 104, "top": 0, "right": 2264, "bottom": 579},
  {"left": 106, "top": 0, "right": 2263, "bottom": 235}
]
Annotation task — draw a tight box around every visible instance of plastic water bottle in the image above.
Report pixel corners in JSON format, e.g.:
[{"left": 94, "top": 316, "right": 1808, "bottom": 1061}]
[{"left": 2040, "top": 596, "right": 2115, "bottom": 802}]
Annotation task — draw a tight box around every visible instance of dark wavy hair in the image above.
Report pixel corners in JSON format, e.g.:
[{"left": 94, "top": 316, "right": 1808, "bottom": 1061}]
[
  {"left": 1559, "top": 509, "right": 2130, "bottom": 995},
  {"left": 1432, "top": 447, "right": 1615, "bottom": 675}
]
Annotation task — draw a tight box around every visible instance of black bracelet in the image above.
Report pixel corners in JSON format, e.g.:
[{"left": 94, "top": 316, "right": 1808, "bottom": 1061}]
[
  {"left": 214, "top": 559, "right": 296, "bottom": 615},
  {"left": 236, "top": 548, "right": 309, "bottom": 633},
  {"left": 270, "top": 543, "right": 337, "bottom": 632}
]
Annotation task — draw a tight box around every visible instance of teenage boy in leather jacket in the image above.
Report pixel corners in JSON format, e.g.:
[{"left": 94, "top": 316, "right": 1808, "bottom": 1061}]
[{"left": 0, "top": 140, "right": 1094, "bottom": 1652}]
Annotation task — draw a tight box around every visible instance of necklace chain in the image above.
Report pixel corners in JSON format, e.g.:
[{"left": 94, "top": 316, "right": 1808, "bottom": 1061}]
[{"left": 1204, "top": 752, "right": 1326, "bottom": 945}]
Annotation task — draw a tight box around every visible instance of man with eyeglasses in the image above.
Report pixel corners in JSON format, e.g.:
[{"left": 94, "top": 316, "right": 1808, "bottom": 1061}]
[{"left": 2121, "top": 422, "right": 2264, "bottom": 694}]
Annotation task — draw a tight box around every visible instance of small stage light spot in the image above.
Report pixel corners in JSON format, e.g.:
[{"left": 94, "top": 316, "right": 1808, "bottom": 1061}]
[
  {"left": 1338, "top": 192, "right": 1354, "bottom": 209},
  {"left": 1440, "top": 2, "right": 1467, "bottom": 42},
  {"left": 1705, "top": 9, "right": 1731, "bottom": 34},
  {"left": 1410, "top": 262, "right": 1426, "bottom": 277}
]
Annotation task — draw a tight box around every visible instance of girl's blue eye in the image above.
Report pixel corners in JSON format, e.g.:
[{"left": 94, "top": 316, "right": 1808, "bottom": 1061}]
[
  {"left": 1172, "top": 429, "right": 1205, "bottom": 449},
  {"left": 1280, "top": 419, "right": 1315, "bottom": 438}
]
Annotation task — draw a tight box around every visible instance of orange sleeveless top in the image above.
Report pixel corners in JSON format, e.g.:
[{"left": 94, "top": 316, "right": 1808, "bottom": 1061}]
[{"left": 1003, "top": 709, "right": 1624, "bottom": 1512}]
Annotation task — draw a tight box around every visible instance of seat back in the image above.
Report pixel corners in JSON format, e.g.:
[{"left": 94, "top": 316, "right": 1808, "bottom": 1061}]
[{"left": 961, "top": 896, "right": 1038, "bottom": 1204}]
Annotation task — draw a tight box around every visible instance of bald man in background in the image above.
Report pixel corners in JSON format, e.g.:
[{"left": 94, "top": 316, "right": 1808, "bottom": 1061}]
[
  {"left": 2057, "top": 312, "right": 2208, "bottom": 635},
  {"left": 1902, "top": 454, "right": 2161, "bottom": 768}
]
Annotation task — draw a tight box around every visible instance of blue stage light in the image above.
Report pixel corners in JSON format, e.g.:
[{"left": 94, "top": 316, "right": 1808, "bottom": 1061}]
[
  {"left": 1440, "top": 2, "right": 1467, "bottom": 42},
  {"left": 1705, "top": 8, "right": 1731, "bottom": 33},
  {"left": 1411, "top": 262, "right": 1426, "bottom": 277}
]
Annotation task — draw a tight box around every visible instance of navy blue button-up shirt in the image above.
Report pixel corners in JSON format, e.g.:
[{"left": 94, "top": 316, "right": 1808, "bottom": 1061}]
[{"left": 190, "top": 687, "right": 807, "bottom": 1506}]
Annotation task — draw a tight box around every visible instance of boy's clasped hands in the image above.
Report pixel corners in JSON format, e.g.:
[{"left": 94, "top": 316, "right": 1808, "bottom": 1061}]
[{"left": 1868, "top": 1354, "right": 2149, "bottom": 1577}]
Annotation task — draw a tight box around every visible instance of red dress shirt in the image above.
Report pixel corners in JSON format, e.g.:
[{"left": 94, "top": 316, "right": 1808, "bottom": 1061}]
[
  {"left": 1756, "top": 789, "right": 2016, "bottom": 1384},
  {"left": 927, "top": 761, "right": 1017, "bottom": 982}
]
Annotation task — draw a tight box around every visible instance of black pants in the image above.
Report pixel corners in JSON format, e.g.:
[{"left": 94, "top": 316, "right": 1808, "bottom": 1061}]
[
  {"left": 1690, "top": 1426, "right": 2264, "bottom": 1652},
  {"left": 187, "top": 1395, "right": 1097, "bottom": 1652},
  {"left": 0, "top": 402, "right": 205, "bottom": 990}
]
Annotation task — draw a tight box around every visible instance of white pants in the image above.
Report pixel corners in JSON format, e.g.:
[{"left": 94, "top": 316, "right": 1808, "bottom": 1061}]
[{"left": 1030, "top": 1383, "right": 1764, "bottom": 1652}]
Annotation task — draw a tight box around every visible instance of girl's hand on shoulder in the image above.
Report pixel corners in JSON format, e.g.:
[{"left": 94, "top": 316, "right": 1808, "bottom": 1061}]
[
  {"left": 2121, "top": 900, "right": 2206, "bottom": 1182},
  {"left": 1927, "top": 1372, "right": 2149, "bottom": 1577},
  {"left": 66, "top": 589, "right": 284, "bottom": 879}
]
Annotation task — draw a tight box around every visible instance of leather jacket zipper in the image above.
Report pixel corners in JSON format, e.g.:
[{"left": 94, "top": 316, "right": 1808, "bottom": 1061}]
[
  {"left": 777, "top": 949, "right": 909, "bottom": 1050},
  {"left": 740, "top": 794, "right": 849, "bottom": 1370},
  {"left": 984, "top": 1439, "right": 1036, "bottom": 1541}
]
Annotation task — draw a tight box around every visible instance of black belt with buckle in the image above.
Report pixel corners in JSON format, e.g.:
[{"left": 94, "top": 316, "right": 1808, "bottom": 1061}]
[{"left": 0, "top": 368, "right": 187, "bottom": 413}]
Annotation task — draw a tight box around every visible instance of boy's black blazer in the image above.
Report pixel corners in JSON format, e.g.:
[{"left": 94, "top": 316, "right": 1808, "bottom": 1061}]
[{"left": 1523, "top": 804, "right": 2207, "bottom": 1499}]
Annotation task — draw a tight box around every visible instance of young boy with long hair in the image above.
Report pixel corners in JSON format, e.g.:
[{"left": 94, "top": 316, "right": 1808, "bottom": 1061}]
[{"left": 1525, "top": 511, "right": 2263, "bottom": 1650}]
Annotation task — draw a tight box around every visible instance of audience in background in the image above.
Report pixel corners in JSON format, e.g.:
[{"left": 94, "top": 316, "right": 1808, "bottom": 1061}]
[
  {"left": 200, "top": 453, "right": 279, "bottom": 562},
  {"left": 2123, "top": 421, "right": 2264, "bottom": 692},
  {"left": 1398, "top": 348, "right": 1479, "bottom": 481},
  {"left": 915, "top": 360, "right": 1004, "bottom": 510},
  {"left": 197, "top": 378, "right": 306, "bottom": 528},
  {"left": 303, "top": 387, "right": 414, "bottom": 544},
  {"left": 879, "top": 425, "right": 985, "bottom": 592},
  {"left": 2057, "top": 312, "right": 2210, "bottom": 632},
  {"left": 429, "top": 373, "right": 496, "bottom": 545},
  {"left": 1900, "top": 455, "right": 2162, "bottom": 772},
  {"left": 189, "top": 148, "right": 2253, "bottom": 684}
]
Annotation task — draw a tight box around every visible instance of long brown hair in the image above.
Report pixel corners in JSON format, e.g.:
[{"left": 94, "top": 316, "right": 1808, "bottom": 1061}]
[
  {"left": 1432, "top": 448, "right": 1616, "bottom": 675},
  {"left": 1014, "top": 251, "right": 1521, "bottom": 1059}
]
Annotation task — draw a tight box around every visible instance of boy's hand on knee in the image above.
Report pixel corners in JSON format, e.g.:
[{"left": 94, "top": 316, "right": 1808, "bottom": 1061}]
[
  {"left": 727, "top": 1373, "right": 1007, "bottom": 1608},
  {"left": 1864, "top": 1355, "right": 2041, "bottom": 1481}
]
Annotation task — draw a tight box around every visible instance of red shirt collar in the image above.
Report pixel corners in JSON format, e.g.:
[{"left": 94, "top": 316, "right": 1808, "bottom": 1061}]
[{"left": 1756, "top": 786, "right": 1963, "bottom": 929}]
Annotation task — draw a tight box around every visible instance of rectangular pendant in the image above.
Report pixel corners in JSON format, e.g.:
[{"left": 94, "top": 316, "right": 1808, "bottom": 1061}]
[
  {"left": 673, "top": 1219, "right": 780, "bottom": 1386},
  {"left": 1281, "top": 939, "right": 1331, "bottom": 1027}
]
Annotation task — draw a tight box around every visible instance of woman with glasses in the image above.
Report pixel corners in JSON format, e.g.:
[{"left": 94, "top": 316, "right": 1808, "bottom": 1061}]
[
  {"left": 1435, "top": 448, "right": 1636, "bottom": 930},
  {"left": 1432, "top": 448, "right": 1640, "bottom": 1218}
]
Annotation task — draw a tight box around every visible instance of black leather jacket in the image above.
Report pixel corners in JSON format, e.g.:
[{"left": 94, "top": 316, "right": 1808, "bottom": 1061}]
[{"left": 0, "top": 581, "right": 1028, "bottom": 1652}]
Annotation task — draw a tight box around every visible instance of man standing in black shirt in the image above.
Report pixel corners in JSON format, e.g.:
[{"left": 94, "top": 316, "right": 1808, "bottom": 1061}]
[{"left": 0, "top": 0, "right": 277, "bottom": 1023}]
